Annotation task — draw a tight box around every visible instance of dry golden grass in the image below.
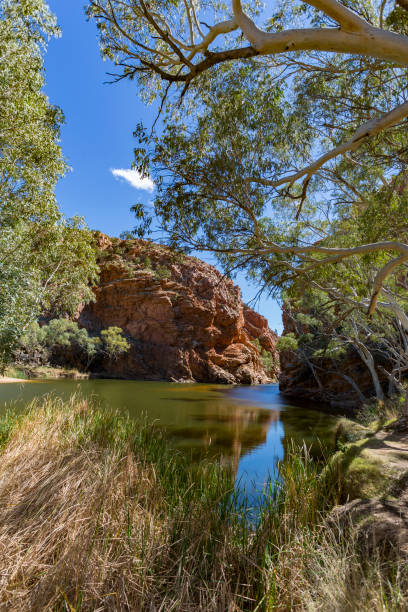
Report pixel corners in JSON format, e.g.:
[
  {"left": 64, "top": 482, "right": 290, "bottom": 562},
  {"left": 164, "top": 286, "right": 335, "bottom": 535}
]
[
  {"left": 0, "top": 395, "right": 406, "bottom": 611},
  {"left": 0, "top": 400, "right": 152, "bottom": 609},
  {"left": 262, "top": 520, "right": 408, "bottom": 611},
  {"left": 0, "top": 395, "right": 258, "bottom": 610}
]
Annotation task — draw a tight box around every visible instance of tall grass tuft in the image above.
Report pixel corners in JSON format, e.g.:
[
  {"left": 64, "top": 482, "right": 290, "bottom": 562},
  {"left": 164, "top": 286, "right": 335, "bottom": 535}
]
[{"left": 0, "top": 395, "right": 405, "bottom": 610}]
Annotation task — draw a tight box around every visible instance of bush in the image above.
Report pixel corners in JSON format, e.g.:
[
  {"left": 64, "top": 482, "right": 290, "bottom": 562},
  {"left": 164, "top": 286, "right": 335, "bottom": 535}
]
[
  {"left": 18, "top": 322, "right": 48, "bottom": 364},
  {"left": 277, "top": 332, "right": 298, "bottom": 352},
  {"left": 118, "top": 260, "right": 134, "bottom": 275},
  {"left": 43, "top": 319, "right": 101, "bottom": 366},
  {"left": 251, "top": 338, "right": 262, "bottom": 351},
  {"left": 100, "top": 326, "right": 130, "bottom": 360},
  {"left": 16, "top": 319, "right": 131, "bottom": 369},
  {"left": 260, "top": 348, "right": 277, "bottom": 375},
  {"left": 251, "top": 338, "right": 278, "bottom": 376},
  {"left": 155, "top": 265, "right": 171, "bottom": 280}
]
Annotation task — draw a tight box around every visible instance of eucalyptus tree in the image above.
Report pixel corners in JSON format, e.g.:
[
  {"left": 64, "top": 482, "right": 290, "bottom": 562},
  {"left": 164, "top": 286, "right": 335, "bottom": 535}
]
[
  {"left": 137, "top": 60, "right": 408, "bottom": 401},
  {"left": 282, "top": 285, "right": 408, "bottom": 402},
  {"left": 87, "top": 0, "right": 408, "bottom": 320},
  {"left": 0, "top": 0, "right": 98, "bottom": 367},
  {"left": 138, "top": 60, "right": 408, "bottom": 321}
]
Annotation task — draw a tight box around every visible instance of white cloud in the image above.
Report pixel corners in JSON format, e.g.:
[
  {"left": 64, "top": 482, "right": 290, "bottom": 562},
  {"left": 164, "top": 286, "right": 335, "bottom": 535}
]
[{"left": 111, "top": 168, "right": 155, "bottom": 192}]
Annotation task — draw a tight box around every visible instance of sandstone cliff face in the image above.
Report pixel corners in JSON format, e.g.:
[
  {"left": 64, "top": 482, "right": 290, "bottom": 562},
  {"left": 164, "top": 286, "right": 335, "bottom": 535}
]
[
  {"left": 243, "top": 306, "right": 278, "bottom": 356},
  {"left": 78, "top": 236, "right": 279, "bottom": 384}
]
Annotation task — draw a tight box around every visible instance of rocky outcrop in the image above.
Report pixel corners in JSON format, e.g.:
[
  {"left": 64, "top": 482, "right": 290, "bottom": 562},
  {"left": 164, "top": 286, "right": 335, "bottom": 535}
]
[
  {"left": 278, "top": 306, "right": 388, "bottom": 410},
  {"left": 78, "top": 236, "right": 279, "bottom": 383},
  {"left": 243, "top": 306, "right": 278, "bottom": 356},
  {"left": 279, "top": 348, "right": 384, "bottom": 409}
]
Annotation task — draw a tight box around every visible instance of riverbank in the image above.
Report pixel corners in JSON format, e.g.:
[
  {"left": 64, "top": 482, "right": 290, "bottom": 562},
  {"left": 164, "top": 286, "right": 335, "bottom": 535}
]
[
  {"left": 0, "top": 394, "right": 406, "bottom": 610},
  {"left": 3, "top": 365, "right": 89, "bottom": 382}
]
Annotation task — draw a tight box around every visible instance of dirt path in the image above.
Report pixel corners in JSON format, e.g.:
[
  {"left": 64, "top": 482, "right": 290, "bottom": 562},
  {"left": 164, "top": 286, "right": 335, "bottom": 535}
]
[
  {"left": 334, "top": 423, "right": 408, "bottom": 555},
  {"left": 364, "top": 427, "right": 408, "bottom": 471}
]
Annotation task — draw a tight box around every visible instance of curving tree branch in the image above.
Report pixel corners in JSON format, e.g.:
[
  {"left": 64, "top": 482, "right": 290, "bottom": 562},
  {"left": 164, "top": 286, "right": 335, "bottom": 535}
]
[
  {"left": 245, "top": 100, "right": 408, "bottom": 191},
  {"left": 89, "top": 0, "right": 408, "bottom": 187},
  {"left": 88, "top": 0, "right": 408, "bottom": 316}
]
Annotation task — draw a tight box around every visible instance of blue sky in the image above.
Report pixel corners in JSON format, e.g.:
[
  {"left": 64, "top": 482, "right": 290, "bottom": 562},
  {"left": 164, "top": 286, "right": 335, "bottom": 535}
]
[{"left": 44, "top": 1, "right": 283, "bottom": 333}]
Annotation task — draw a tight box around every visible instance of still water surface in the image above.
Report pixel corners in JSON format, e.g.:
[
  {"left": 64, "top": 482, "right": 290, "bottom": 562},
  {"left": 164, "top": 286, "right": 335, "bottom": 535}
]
[{"left": 0, "top": 380, "right": 340, "bottom": 498}]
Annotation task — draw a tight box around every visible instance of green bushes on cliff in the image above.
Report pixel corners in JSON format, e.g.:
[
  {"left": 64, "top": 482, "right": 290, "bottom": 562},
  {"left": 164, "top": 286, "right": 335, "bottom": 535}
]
[
  {"left": 277, "top": 332, "right": 299, "bottom": 353},
  {"left": 251, "top": 338, "right": 279, "bottom": 378}
]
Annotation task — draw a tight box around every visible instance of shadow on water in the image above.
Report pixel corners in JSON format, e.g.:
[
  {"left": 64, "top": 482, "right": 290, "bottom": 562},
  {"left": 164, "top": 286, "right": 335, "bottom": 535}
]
[{"left": 0, "top": 380, "right": 342, "bottom": 502}]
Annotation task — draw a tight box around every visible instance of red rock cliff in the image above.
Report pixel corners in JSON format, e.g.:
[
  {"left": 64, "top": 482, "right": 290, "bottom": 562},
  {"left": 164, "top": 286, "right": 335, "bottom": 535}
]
[{"left": 78, "top": 236, "right": 279, "bottom": 384}]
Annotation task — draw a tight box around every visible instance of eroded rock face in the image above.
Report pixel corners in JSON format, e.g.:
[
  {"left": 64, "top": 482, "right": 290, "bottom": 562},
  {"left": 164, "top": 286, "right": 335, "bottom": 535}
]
[
  {"left": 78, "top": 236, "right": 279, "bottom": 383},
  {"left": 243, "top": 306, "right": 278, "bottom": 356}
]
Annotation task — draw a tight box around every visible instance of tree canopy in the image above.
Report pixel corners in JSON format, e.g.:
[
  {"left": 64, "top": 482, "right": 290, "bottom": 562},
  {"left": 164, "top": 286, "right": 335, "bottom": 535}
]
[
  {"left": 87, "top": 0, "right": 408, "bottom": 184},
  {"left": 0, "top": 0, "right": 98, "bottom": 367},
  {"left": 87, "top": 0, "right": 408, "bottom": 325}
]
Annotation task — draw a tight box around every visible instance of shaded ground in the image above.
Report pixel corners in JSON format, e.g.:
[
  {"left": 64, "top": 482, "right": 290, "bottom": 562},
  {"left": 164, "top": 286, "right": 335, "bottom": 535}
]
[{"left": 334, "top": 420, "right": 408, "bottom": 555}]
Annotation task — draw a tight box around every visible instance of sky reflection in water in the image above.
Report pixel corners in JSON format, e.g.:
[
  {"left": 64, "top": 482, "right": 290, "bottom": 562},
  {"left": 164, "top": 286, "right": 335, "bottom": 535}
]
[{"left": 0, "top": 380, "right": 340, "bottom": 500}]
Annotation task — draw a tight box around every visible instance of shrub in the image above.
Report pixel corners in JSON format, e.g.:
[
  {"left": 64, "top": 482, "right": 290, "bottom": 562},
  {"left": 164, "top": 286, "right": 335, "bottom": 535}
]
[
  {"left": 43, "top": 319, "right": 82, "bottom": 348},
  {"left": 43, "top": 319, "right": 100, "bottom": 365},
  {"left": 260, "top": 348, "right": 277, "bottom": 375},
  {"left": 251, "top": 338, "right": 262, "bottom": 351},
  {"left": 17, "top": 319, "right": 101, "bottom": 368},
  {"left": 277, "top": 332, "right": 298, "bottom": 352},
  {"left": 169, "top": 250, "right": 185, "bottom": 265},
  {"left": 18, "top": 322, "right": 48, "bottom": 364},
  {"left": 251, "top": 338, "right": 278, "bottom": 375},
  {"left": 119, "top": 231, "right": 136, "bottom": 240},
  {"left": 100, "top": 326, "right": 130, "bottom": 360},
  {"left": 155, "top": 265, "right": 171, "bottom": 280},
  {"left": 118, "top": 260, "right": 134, "bottom": 275}
]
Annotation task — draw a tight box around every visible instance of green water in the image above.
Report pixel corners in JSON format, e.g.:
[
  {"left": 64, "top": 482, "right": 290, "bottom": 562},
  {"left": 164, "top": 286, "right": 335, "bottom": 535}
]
[{"left": 0, "top": 379, "right": 341, "bottom": 495}]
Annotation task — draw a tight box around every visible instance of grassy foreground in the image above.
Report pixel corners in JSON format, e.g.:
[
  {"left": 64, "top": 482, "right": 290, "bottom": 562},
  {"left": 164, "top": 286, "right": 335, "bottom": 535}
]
[{"left": 0, "top": 396, "right": 406, "bottom": 611}]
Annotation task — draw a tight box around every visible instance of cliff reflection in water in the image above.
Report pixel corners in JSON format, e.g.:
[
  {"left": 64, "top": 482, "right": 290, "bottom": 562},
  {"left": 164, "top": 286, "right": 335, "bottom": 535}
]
[
  {"left": 162, "top": 396, "right": 280, "bottom": 470},
  {"left": 0, "top": 380, "right": 339, "bottom": 495},
  {"left": 228, "top": 384, "right": 340, "bottom": 500}
]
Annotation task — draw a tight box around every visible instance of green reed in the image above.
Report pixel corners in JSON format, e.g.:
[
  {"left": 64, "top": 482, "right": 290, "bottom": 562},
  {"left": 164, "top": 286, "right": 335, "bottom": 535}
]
[{"left": 0, "top": 394, "right": 405, "bottom": 611}]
